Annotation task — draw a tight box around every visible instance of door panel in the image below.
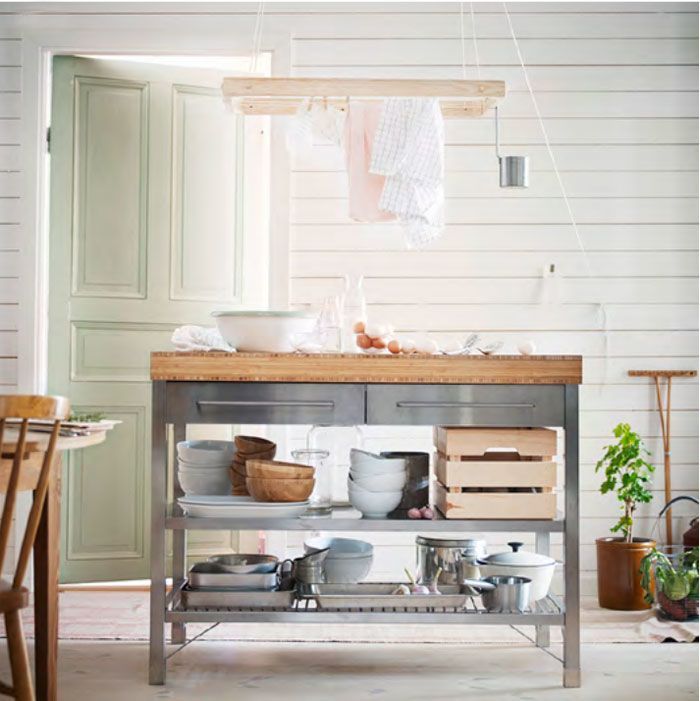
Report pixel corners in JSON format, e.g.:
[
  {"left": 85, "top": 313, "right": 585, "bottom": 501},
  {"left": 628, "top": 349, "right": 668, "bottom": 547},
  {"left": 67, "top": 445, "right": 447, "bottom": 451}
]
[
  {"left": 73, "top": 77, "right": 149, "bottom": 298},
  {"left": 171, "top": 86, "right": 243, "bottom": 302},
  {"left": 49, "top": 56, "right": 268, "bottom": 582}
]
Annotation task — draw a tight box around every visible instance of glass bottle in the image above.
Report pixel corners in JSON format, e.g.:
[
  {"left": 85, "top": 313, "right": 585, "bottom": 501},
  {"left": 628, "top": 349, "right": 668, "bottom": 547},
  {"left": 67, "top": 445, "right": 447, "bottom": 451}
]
[
  {"left": 291, "top": 448, "right": 331, "bottom": 516},
  {"left": 307, "top": 425, "right": 365, "bottom": 504},
  {"left": 341, "top": 274, "right": 367, "bottom": 352}
]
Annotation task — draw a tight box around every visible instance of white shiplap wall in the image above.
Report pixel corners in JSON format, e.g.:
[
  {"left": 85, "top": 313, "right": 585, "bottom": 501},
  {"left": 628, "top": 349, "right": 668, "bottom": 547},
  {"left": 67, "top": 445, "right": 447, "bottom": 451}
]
[{"left": 2, "top": 3, "right": 698, "bottom": 594}]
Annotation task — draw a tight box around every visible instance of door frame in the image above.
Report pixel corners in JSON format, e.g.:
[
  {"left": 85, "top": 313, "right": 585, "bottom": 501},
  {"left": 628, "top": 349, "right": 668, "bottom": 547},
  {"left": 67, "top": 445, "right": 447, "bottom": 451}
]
[{"left": 16, "top": 15, "right": 293, "bottom": 573}]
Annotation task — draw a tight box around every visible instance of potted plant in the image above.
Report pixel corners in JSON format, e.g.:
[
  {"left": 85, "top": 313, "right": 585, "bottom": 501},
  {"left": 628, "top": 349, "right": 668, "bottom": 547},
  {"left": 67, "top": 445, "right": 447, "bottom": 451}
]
[
  {"left": 595, "top": 422, "right": 656, "bottom": 610},
  {"left": 640, "top": 547, "right": 699, "bottom": 621}
]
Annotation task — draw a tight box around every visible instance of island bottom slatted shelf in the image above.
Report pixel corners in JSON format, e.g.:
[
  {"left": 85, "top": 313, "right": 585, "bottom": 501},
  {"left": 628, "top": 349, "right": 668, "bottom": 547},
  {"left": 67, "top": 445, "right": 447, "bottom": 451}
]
[{"left": 149, "top": 352, "right": 581, "bottom": 689}]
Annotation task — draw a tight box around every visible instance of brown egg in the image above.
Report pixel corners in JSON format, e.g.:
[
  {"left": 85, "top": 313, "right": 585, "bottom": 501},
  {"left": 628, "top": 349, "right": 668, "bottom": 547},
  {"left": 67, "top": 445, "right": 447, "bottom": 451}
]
[
  {"left": 352, "top": 320, "right": 366, "bottom": 334},
  {"left": 356, "top": 334, "right": 372, "bottom": 349},
  {"left": 372, "top": 337, "right": 387, "bottom": 350},
  {"left": 387, "top": 339, "right": 401, "bottom": 354}
]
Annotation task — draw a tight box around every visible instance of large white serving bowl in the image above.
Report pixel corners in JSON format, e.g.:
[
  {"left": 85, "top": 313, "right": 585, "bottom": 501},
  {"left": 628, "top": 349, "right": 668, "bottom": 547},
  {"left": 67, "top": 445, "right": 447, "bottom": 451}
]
[
  {"left": 304, "top": 537, "right": 374, "bottom": 559},
  {"left": 349, "top": 470, "right": 407, "bottom": 492},
  {"left": 212, "top": 310, "right": 317, "bottom": 352},
  {"left": 348, "top": 486, "right": 403, "bottom": 519},
  {"left": 177, "top": 467, "right": 231, "bottom": 496},
  {"left": 176, "top": 440, "right": 235, "bottom": 466}
]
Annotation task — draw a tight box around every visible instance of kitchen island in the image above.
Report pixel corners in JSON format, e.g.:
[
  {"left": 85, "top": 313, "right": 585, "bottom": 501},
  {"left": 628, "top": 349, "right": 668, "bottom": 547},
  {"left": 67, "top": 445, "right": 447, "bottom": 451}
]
[{"left": 149, "top": 352, "right": 582, "bottom": 687}]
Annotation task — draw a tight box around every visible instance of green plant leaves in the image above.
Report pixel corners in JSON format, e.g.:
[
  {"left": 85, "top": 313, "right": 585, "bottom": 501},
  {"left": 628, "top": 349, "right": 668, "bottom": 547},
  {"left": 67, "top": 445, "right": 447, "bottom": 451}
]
[{"left": 595, "top": 423, "right": 656, "bottom": 541}]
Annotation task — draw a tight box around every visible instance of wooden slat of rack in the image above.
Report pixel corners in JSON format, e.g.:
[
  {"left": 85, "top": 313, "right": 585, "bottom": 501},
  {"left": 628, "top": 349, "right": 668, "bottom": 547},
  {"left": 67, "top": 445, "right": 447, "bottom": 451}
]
[
  {"left": 222, "top": 77, "right": 506, "bottom": 98},
  {"left": 235, "top": 97, "right": 495, "bottom": 118},
  {"left": 150, "top": 352, "right": 582, "bottom": 385}
]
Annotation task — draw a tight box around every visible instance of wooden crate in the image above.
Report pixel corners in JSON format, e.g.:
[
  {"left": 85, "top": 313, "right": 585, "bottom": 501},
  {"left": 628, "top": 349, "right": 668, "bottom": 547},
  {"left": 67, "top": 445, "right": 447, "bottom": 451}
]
[
  {"left": 432, "top": 427, "right": 558, "bottom": 520},
  {"left": 434, "top": 481, "right": 557, "bottom": 520},
  {"left": 433, "top": 426, "right": 557, "bottom": 459},
  {"left": 434, "top": 452, "right": 557, "bottom": 489}
]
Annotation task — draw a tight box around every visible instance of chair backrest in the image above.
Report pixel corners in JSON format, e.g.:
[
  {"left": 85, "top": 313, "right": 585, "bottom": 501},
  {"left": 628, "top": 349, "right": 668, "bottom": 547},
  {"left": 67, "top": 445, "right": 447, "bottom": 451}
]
[{"left": 0, "top": 395, "right": 70, "bottom": 587}]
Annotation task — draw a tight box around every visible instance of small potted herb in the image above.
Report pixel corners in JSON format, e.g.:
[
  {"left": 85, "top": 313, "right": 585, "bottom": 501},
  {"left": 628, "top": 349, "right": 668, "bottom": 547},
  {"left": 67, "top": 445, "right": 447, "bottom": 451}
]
[
  {"left": 640, "top": 547, "right": 699, "bottom": 621},
  {"left": 595, "top": 423, "right": 656, "bottom": 610}
]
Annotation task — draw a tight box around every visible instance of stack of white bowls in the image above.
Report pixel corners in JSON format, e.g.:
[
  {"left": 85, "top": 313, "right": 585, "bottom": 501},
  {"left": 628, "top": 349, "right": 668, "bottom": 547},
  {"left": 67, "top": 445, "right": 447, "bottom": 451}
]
[
  {"left": 304, "top": 536, "right": 374, "bottom": 583},
  {"left": 177, "top": 440, "right": 235, "bottom": 496},
  {"left": 348, "top": 449, "right": 407, "bottom": 519}
]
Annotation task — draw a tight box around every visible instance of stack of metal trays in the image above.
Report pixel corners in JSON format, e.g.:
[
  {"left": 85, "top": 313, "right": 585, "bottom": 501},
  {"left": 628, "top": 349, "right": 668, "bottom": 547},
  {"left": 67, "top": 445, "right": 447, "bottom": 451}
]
[
  {"left": 308, "top": 583, "right": 469, "bottom": 611},
  {"left": 181, "top": 562, "right": 295, "bottom": 609}
]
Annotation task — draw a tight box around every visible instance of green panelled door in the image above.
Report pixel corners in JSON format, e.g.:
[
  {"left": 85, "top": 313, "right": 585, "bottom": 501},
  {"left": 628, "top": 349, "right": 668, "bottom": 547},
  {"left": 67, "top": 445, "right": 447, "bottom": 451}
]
[{"left": 48, "top": 56, "right": 264, "bottom": 582}]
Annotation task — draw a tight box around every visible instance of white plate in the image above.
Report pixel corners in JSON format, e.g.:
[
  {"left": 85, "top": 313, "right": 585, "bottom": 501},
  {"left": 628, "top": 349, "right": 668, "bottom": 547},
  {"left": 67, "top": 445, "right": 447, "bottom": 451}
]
[{"left": 177, "top": 496, "right": 309, "bottom": 519}]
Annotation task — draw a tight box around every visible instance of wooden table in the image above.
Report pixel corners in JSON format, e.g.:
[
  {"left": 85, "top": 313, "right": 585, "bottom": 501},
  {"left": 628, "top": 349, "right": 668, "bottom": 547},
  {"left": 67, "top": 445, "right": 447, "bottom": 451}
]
[{"left": 2, "top": 429, "right": 105, "bottom": 701}]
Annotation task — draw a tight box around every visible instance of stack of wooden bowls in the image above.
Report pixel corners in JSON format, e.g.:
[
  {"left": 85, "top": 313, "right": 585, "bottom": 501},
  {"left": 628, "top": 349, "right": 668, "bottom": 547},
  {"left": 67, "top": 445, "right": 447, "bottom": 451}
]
[
  {"left": 246, "top": 459, "right": 315, "bottom": 502},
  {"left": 230, "top": 435, "right": 276, "bottom": 496}
]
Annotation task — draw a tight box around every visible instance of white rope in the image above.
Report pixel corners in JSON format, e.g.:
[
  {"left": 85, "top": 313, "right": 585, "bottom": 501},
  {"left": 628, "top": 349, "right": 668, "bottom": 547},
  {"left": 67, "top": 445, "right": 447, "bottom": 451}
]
[
  {"left": 459, "top": 3, "right": 467, "bottom": 79},
  {"left": 249, "top": 1, "right": 265, "bottom": 74},
  {"left": 502, "top": 2, "right": 608, "bottom": 342},
  {"left": 470, "top": 3, "right": 481, "bottom": 79}
]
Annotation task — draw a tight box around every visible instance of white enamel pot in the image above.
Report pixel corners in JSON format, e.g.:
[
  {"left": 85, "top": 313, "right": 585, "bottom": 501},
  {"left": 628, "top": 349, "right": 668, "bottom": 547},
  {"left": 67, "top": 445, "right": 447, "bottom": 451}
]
[{"left": 475, "top": 541, "right": 556, "bottom": 603}]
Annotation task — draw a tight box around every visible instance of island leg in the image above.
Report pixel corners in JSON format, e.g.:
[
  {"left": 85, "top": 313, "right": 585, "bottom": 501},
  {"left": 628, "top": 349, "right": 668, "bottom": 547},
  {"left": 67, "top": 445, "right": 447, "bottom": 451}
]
[
  {"left": 149, "top": 381, "right": 167, "bottom": 685},
  {"left": 535, "top": 530, "right": 551, "bottom": 648},
  {"left": 563, "top": 384, "right": 581, "bottom": 688},
  {"left": 171, "top": 424, "right": 187, "bottom": 644}
]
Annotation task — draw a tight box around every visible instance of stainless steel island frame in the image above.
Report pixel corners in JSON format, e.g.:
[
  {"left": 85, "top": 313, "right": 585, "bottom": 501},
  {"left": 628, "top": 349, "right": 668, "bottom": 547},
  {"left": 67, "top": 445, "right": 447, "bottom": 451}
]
[{"left": 149, "top": 354, "right": 581, "bottom": 688}]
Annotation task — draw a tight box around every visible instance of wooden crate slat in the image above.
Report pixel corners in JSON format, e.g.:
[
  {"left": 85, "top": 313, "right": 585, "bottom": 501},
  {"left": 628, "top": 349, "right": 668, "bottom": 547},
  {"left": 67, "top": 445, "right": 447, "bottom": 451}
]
[
  {"left": 433, "top": 426, "right": 557, "bottom": 457},
  {"left": 434, "top": 452, "right": 557, "bottom": 488},
  {"left": 433, "top": 482, "right": 557, "bottom": 520}
]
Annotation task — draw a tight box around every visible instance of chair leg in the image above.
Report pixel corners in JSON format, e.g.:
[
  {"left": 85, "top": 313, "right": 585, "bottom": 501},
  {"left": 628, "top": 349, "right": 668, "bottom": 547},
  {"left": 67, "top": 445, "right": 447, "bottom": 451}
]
[{"left": 5, "top": 611, "right": 34, "bottom": 701}]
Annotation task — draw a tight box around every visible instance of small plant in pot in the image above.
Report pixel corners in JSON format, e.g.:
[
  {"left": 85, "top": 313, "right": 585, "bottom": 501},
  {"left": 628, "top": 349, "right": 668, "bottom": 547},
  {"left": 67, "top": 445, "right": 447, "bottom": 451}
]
[
  {"left": 595, "top": 423, "right": 656, "bottom": 610},
  {"left": 640, "top": 546, "right": 699, "bottom": 621}
]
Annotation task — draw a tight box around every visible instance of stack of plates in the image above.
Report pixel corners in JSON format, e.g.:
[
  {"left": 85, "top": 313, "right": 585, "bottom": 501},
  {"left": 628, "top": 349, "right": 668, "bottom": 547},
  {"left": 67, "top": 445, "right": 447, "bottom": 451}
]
[
  {"left": 177, "top": 440, "right": 235, "bottom": 496},
  {"left": 178, "top": 495, "right": 309, "bottom": 519}
]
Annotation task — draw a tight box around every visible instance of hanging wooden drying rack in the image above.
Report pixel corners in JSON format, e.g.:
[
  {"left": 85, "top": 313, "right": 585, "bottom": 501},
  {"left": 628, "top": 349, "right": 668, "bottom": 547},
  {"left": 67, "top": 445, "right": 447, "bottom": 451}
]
[{"left": 222, "top": 77, "right": 506, "bottom": 118}]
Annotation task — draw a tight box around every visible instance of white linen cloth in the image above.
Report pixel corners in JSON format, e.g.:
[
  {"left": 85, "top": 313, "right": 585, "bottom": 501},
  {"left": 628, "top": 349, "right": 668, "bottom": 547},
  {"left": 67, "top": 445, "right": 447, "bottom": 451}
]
[
  {"left": 369, "top": 97, "right": 445, "bottom": 249},
  {"left": 171, "top": 325, "right": 235, "bottom": 352}
]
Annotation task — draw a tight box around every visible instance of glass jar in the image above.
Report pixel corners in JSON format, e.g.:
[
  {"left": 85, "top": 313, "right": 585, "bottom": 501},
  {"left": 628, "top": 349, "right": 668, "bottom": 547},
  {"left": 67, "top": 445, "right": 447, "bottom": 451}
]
[
  {"left": 340, "top": 274, "right": 367, "bottom": 352},
  {"left": 307, "top": 425, "right": 364, "bottom": 504},
  {"left": 291, "top": 448, "right": 331, "bottom": 515}
]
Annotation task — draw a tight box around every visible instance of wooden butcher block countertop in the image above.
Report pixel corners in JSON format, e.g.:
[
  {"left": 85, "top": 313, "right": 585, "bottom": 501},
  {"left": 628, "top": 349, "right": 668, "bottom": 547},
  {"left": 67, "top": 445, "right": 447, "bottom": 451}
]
[{"left": 151, "top": 352, "right": 582, "bottom": 385}]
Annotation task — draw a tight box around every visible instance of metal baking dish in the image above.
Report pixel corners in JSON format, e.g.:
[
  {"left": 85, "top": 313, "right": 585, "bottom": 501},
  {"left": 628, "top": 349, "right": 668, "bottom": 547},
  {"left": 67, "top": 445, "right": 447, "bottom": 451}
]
[
  {"left": 309, "top": 583, "right": 468, "bottom": 611},
  {"left": 180, "top": 586, "right": 295, "bottom": 609},
  {"left": 188, "top": 562, "right": 277, "bottom": 590}
]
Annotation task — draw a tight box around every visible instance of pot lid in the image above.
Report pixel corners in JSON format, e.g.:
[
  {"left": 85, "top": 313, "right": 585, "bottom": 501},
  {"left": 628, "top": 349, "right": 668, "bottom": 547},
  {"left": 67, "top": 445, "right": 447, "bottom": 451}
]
[
  {"left": 416, "top": 536, "right": 486, "bottom": 549},
  {"left": 480, "top": 541, "right": 555, "bottom": 567}
]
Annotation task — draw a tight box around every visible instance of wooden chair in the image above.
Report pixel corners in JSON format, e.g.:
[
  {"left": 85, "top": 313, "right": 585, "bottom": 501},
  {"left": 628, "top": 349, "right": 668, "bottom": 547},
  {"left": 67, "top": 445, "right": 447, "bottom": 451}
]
[{"left": 0, "top": 396, "right": 69, "bottom": 701}]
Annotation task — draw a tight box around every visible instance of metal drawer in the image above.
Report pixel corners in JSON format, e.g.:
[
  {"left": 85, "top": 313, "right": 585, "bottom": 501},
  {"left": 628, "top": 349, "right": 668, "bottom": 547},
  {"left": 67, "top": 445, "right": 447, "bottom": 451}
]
[
  {"left": 166, "top": 382, "right": 365, "bottom": 425},
  {"left": 366, "top": 384, "right": 565, "bottom": 427}
]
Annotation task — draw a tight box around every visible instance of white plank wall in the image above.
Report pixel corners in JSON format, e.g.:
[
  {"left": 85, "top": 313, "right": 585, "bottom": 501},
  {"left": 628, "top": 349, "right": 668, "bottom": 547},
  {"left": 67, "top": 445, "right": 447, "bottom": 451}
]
[{"left": 2, "top": 3, "right": 699, "bottom": 595}]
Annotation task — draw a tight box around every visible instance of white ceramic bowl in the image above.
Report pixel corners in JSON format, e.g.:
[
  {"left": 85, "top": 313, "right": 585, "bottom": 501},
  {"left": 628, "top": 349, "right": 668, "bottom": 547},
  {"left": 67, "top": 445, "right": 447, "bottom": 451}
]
[
  {"left": 178, "top": 468, "right": 231, "bottom": 496},
  {"left": 304, "top": 538, "right": 374, "bottom": 582},
  {"left": 176, "top": 440, "right": 235, "bottom": 466},
  {"left": 304, "top": 537, "right": 374, "bottom": 559},
  {"left": 212, "top": 311, "right": 317, "bottom": 352},
  {"left": 349, "top": 470, "right": 407, "bottom": 492},
  {"left": 349, "top": 460, "right": 407, "bottom": 477},
  {"left": 348, "top": 486, "right": 403, "bottom": 519},
  {"left": 178, "top": 458, "right": 231, "bottom": 471}
]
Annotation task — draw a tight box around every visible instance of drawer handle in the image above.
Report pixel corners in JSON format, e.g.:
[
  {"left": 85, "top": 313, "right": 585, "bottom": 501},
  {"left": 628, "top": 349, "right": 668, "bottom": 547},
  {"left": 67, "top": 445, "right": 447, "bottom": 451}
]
[
  {"left": 396, "top": 401, "right": 535, "bottom": 409},
  {"left": 197, "top": 400, "right": 335, "bottom": 409}
]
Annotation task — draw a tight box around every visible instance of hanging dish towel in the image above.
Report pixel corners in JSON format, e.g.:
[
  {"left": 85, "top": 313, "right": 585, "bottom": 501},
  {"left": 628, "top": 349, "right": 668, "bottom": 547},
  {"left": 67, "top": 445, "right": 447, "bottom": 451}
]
[
  {"left": 370, "top": 97, "right": 445, "bottom": 249},
  {"left": 344, "top": 101, "right": 397, "bottom": 223}
]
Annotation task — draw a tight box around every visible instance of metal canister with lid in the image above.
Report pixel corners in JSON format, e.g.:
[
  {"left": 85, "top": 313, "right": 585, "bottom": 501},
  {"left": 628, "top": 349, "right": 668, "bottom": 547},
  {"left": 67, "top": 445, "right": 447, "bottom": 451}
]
[{"left": 416, "top": 536, "right": 487, "bottom": 585}]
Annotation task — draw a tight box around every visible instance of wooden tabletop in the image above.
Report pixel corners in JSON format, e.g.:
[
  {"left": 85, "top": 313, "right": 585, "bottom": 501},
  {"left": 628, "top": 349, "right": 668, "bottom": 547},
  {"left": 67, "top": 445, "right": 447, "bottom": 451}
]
[
  {"left": 2, "top": 429, "right": 106, "bottom": 455},
  {"left": 151, "top": 351, "right": 582, "bottom": 385}
]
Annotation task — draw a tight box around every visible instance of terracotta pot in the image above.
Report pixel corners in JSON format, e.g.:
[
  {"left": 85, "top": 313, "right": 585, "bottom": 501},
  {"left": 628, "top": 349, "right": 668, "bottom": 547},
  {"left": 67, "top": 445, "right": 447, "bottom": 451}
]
[{"left": 596, "top": 536, "right": 655, "bottom": 610}]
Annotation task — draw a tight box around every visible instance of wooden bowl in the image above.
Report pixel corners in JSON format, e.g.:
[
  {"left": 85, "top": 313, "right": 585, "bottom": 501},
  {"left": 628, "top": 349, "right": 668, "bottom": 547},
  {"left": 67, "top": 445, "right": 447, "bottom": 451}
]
[
  {"left": 246, "top": 476, "right": 314, "bottom": 503},
  {"left": 235, "top": 435, "right": 276, "bottom": 457},
  {"left": 247, "top": 459, "right": 315, "bottom": 481}
]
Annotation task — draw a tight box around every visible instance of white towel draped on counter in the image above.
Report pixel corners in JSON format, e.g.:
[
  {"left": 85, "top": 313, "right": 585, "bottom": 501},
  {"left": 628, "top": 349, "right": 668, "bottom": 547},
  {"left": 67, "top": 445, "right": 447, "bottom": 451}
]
[
  {"left": 370, "top": 97, "right": 445, "bottom": 249},
  {"left": 171, "top": 326, "right": 235, "bottom": 352}
]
